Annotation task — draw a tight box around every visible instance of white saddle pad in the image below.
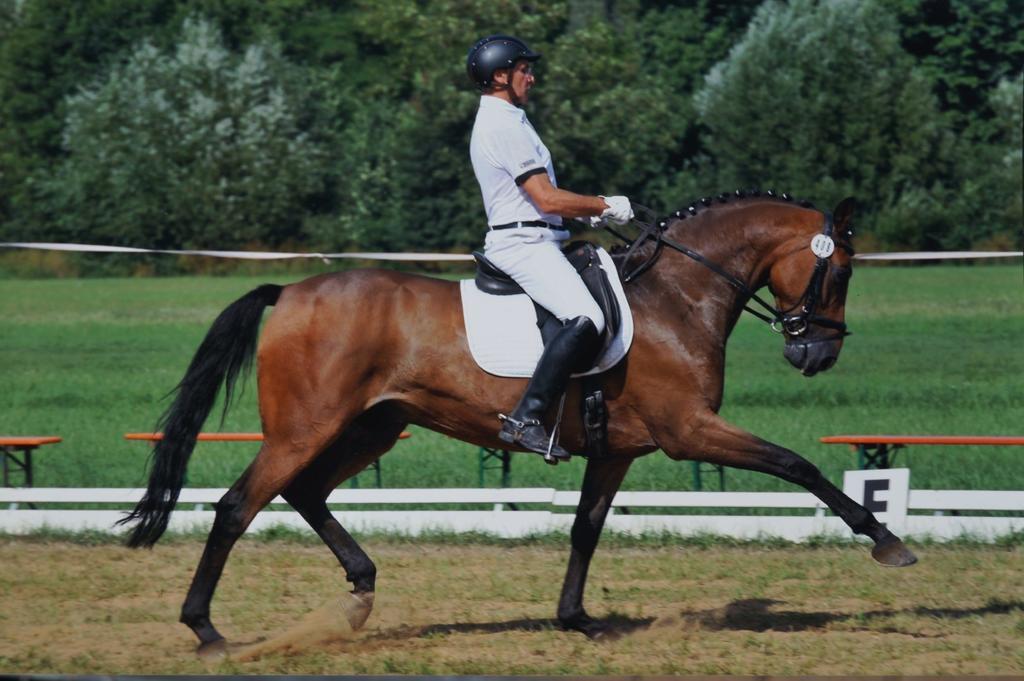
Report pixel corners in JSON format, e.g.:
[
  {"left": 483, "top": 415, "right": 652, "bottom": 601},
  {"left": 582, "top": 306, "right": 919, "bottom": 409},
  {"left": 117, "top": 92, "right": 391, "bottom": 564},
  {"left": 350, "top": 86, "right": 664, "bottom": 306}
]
[{"left": 460, "top": 247, "right": 634, "bottom": 378}]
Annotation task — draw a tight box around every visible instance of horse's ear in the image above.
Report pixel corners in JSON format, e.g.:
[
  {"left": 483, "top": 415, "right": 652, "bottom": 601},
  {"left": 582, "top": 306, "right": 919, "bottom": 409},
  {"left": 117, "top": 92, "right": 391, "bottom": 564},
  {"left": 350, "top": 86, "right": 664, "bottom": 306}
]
[{"left": 833, "top": 196, "right": 857, "bottom": 236}]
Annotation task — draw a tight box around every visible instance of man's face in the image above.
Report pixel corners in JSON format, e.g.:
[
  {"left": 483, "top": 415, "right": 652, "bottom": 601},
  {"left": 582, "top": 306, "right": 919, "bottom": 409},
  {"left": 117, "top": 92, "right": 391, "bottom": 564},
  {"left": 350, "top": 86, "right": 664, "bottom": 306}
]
[{"left": 494, "top": 60, "right": 535, "bottom": 105}]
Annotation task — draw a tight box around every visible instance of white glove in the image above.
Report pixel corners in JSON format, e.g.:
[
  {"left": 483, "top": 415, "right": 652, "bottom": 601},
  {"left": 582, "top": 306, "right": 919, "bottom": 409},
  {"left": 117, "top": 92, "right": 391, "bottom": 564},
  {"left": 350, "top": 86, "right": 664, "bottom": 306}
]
[{"left": 599, "top": 195, "right": 633, "bottom": 225}]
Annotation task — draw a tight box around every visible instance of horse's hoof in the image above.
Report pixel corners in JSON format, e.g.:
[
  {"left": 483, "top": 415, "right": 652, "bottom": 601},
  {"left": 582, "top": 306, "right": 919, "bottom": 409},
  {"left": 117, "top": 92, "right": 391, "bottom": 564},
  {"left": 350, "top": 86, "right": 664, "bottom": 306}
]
[
  {"left": 586, "top": 624, "right": 618, "bottom": 641},
  {"left": 343, "top": 591, "right": 375, "bottom": 630},
  {"left": 871, "top": 536, "right": 918, "bottom": 567},
  {"left": 196, "top": 638, "right": 228, "bottom": 660},
  {"left": 562, "top": 614, "right": 612, "bottom": 640}
]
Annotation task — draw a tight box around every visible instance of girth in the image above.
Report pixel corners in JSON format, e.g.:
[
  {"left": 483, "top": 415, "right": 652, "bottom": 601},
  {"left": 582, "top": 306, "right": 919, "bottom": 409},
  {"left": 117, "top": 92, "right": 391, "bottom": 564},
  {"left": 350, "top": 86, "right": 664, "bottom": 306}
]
[{"left": 472, "top": 241, "right": 622, "bottom": 348}]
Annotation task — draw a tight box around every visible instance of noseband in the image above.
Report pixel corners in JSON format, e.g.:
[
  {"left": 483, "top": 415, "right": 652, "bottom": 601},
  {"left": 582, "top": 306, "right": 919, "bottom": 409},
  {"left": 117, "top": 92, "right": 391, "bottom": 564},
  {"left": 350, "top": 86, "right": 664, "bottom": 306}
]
[{"left": 606, "top": 206, "right": 851, "bottom": 342}]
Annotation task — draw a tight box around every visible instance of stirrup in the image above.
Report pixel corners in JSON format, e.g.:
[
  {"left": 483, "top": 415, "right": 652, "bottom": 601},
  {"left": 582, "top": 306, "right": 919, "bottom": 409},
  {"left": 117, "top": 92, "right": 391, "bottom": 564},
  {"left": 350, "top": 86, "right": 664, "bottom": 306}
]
[
  {"left": 498, "top": 414, "right": 570, "bottom": 464},
  {"left": 544, "top": 392, "right": 570, "bottom": 465}
]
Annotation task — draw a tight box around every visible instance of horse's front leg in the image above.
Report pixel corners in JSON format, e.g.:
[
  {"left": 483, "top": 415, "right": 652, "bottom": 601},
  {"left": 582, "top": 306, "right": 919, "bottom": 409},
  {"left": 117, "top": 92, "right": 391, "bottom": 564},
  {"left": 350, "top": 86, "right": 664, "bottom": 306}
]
[
  {"left": 557, "top": 456, "right": 633, "bottom": 638},
  {"left": 652, "top": 411, "right": 917, "bottom": 567}
]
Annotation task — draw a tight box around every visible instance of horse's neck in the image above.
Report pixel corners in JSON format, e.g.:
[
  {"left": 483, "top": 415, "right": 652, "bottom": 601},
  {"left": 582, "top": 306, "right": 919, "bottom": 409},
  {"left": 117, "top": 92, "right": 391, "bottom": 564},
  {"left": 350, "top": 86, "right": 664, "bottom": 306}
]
[{"left": 637, "top": 204, "right": 802, "bottom": 341}]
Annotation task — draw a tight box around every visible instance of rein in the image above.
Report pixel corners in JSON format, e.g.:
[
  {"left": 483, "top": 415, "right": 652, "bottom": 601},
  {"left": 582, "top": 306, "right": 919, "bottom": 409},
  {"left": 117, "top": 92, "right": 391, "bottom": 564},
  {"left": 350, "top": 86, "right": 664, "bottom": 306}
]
[{"left": 606, "top": 205, "right": 849, "bottom": 341}]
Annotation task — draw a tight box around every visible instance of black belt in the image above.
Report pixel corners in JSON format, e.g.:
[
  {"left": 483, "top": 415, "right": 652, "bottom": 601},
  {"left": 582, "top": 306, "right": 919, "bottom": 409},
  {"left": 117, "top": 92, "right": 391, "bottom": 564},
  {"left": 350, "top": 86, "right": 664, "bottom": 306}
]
[{"left": 490, "top": 220, "right": 559, "bottom": 230}]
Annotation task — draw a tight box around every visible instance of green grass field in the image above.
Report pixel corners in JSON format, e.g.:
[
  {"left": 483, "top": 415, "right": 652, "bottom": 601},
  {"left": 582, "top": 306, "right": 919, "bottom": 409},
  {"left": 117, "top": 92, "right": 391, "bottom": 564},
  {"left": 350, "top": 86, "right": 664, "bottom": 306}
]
[{"left": 0, "top": 264, "right": 1021, "bottom": 493}]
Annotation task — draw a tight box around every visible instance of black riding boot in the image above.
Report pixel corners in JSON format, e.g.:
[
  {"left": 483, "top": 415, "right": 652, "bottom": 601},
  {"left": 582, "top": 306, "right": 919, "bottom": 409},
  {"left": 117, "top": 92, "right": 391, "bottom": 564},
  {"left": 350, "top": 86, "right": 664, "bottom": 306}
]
[{"left": 499, "top": 315, "right": 601, "bottom": 462}]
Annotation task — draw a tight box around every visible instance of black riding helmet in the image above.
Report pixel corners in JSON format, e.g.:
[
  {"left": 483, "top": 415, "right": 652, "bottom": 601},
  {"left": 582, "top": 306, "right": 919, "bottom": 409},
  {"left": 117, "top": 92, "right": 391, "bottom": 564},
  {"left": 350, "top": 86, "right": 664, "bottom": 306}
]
[{"left": 466, "top": 34, "right": 541, "bottom": 90}]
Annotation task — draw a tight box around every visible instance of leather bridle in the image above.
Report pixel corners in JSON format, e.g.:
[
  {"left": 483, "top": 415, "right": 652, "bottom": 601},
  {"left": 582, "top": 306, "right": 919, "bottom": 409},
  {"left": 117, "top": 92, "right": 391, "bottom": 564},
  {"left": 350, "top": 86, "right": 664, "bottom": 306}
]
[{"left": 605, "top": 205, "right": 851, "bottom": 341}]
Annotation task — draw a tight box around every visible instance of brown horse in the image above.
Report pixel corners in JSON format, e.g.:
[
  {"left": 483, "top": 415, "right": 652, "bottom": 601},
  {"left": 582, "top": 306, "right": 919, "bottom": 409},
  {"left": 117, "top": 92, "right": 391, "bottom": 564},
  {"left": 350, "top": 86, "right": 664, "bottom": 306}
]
[{"left": 121, "top": 193, "right": 917, "bottom": 655}]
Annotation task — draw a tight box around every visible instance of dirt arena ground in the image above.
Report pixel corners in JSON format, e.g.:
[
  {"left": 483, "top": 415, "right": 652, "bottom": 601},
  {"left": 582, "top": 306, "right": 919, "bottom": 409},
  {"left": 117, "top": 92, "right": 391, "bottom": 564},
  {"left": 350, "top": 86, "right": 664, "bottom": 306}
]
[{"left": 1, "top": 537, "right": 1021, "bottom": 675}]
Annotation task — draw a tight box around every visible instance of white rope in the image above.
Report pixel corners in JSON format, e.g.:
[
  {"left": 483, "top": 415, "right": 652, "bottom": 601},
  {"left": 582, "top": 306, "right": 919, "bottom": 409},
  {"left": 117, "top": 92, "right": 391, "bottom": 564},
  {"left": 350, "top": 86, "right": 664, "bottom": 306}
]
[
  {"left": 0, "top": 242, "right": 1020, "bottom": 262},
  {"left": 853, "top": 251, "right": 1022, "bottom": 261},
  {"left": 0, "top": 242, "right": 474, "bottom": 261}
]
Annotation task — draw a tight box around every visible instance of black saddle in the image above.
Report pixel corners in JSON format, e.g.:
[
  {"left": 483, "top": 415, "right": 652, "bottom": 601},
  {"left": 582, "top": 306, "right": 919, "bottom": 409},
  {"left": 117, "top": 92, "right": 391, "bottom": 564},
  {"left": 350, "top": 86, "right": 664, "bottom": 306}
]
[{"left": 472, "top": 241, "right": 622, "bottom": 349}]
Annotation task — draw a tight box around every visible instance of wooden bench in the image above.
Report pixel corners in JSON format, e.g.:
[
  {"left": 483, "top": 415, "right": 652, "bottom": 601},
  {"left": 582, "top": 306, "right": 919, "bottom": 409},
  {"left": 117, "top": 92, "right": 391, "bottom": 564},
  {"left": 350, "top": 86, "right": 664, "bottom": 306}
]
[
  {"left": 477, "top": 446, "right": 727, "bottom": 490},
  {"left": 124, "top": 432, "right": 412, "bottom": 488},
  {"left": 0, "top": 436, "right": 62, "bottom": 487},
  {"left": 820, "top": 435, "right": 1024, "bottom": 469}
]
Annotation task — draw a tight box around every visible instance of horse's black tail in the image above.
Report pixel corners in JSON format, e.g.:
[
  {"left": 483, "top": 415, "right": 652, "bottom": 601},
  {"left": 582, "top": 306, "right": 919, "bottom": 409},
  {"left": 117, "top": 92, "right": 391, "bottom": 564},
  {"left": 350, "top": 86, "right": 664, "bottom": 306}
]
[{"left": 118, "top": 283, "right": 283, "bottom": 548}]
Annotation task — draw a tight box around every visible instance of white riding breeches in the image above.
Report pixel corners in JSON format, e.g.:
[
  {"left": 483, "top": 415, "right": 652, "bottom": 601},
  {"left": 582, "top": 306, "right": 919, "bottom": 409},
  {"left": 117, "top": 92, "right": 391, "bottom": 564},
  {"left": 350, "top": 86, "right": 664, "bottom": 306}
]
[{"left": 483, "top": 227, "right": 606, "bottom": 335}]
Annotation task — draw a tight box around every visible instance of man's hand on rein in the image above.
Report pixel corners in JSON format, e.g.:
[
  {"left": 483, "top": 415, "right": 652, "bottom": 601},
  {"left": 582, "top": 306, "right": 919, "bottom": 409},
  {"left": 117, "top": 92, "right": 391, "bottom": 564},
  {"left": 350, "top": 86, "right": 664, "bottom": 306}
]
[{"left": 599, "top": 195, "right": 634, "bottom": 225}]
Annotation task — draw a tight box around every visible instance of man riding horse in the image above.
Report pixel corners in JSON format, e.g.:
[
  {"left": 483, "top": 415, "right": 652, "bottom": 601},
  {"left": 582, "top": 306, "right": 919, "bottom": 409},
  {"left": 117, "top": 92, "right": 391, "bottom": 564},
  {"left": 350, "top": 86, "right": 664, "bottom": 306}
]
[
  {"left": 120, "top": 34, "right": 918, "bottom": 658},
  {"left": 467, "top": 34, "right": 633, "bottom": 462}
]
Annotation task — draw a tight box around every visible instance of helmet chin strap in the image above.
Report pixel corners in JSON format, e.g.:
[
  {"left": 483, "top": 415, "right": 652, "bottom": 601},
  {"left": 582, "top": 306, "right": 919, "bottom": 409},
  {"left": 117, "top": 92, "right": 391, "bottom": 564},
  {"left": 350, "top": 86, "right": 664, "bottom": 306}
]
[
  {"left": 506, "top": 84, "right": 524, "bottom": 108},
  {"left": 491, "top": 71, "right": 524, "bottom": 108}
]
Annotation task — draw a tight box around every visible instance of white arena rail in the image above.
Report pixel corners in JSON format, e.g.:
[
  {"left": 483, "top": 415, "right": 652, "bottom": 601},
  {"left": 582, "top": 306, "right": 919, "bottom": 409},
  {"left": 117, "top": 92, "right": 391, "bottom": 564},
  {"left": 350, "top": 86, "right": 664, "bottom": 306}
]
[
  {"left": 1, "top": 470, "right": 1021, "bottom": 542},
  {"left": 2, "top": 241, "right": 1021, "bottom": 262}
]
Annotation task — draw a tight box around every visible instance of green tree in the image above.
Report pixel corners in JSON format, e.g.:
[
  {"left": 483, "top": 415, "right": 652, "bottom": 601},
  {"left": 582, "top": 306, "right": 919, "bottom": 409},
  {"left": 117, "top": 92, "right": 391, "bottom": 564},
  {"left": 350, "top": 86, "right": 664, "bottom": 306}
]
[
  {"left": 0, "top": 0, "right": 186, "bottom": 235},
  {"left": 539, "top": 1, "right": 756, "bottom": 209},
  {"left": 305, "top": 0, "right": 569, "bottom": 253},
  {"left": 34, "top": 16, "right": 327, "bottom": 250},
  {"left": 0, "top": 0, "right": 19, "bottom": 225},
  {"left": 881, "top": 0, "right": 1024, "bottom": 129},
  {"left": 858, "top": 0, "right": 1024, "bottom": 249},
  {"left": 695, "top": 0, "right": 954, "bottom": 249},
  {"left": 7, "top": 0, "right": 1011, "bottom": 260},
  {"left": 943, "top": 72, "right": 1024, "bottom": 250},
  {"left": 538, "top": 21, "right": 688, "bottom": 207},
  {"left": 0, "top": 1, "right": 17, "bottom": 63}
]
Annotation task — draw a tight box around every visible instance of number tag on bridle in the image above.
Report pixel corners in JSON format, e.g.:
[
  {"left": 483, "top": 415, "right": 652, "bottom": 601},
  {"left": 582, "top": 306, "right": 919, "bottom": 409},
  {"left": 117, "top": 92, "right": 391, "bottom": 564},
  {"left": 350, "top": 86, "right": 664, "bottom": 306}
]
[{"left": 810, "top": 234, "right": 835, "bottom": 258}]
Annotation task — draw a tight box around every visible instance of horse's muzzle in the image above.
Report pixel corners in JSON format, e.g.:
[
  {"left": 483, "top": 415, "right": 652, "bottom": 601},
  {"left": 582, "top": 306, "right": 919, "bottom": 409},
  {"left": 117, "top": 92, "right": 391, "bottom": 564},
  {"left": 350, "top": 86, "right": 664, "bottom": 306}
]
[{"left": 784, "top": 336, "right": 841, "bottom": 376}]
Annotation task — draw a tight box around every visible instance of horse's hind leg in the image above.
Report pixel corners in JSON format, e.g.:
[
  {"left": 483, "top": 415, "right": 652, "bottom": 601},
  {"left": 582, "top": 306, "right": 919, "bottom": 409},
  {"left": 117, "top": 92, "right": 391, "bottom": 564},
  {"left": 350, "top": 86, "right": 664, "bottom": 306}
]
[
  {"left": 179, "top": 435, "right": 342, "bottom": 656},
  {"left": 655, "top": 411, "right": 917, "bottom": 567},
  {"left": 281, "top": 411, "right": 408, "bottom": 631},
  {"left": 178, "top": 456, "right": 263, "bottom": 655}
]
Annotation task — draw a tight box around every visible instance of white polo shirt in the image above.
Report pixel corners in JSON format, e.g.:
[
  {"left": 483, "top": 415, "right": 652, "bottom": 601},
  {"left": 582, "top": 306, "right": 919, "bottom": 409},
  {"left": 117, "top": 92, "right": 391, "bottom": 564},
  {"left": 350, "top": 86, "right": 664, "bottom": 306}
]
[{"left": 470, "top": 95, "right": 562, "bottom": 228}]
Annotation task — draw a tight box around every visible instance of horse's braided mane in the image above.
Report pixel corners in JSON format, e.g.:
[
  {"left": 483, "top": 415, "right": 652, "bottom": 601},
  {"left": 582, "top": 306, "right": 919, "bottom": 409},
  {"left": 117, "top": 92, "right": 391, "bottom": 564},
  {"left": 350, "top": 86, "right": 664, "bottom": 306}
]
[
  {"left": 664, "top": 188, "right": 813, "bottom": 224},
  {"left": 610, "top": 188, "right": 815, "bottom": 256}
]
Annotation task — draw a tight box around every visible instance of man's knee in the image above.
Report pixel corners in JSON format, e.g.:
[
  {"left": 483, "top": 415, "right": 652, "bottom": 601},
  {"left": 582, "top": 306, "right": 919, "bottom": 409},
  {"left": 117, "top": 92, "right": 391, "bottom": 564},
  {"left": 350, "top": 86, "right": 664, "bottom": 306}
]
[
  {"left": 577, "top": 309, "right": 605, "bottom": 336},
  {"left": 565, "top": 314, "right": 602, "bottom": 337},
  {"left": 565, "top": 314, "right": 603, "bottom": 371}
]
